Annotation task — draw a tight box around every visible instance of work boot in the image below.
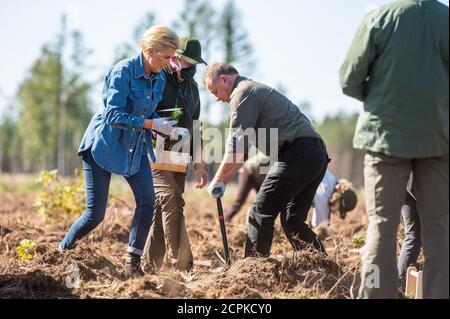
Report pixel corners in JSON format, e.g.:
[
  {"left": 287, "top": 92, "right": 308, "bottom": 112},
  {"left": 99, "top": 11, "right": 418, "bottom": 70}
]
[{"left": 124, "top": 253, "right": 145, "bottom": 278}]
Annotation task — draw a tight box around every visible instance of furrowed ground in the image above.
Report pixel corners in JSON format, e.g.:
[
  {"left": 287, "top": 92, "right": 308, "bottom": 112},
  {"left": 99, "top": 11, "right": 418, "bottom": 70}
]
[{"left": 0, "top": 173, "right": 406, "bottom": 299}]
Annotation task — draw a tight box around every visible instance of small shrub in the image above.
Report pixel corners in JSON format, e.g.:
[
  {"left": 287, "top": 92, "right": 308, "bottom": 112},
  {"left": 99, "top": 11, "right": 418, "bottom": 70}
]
[
  {"left": 16, "top": 239, "right": 38, "bottom": 261},
  {"left": 352, "top": 231, "right": 366, "bottom": 247},
  {"left": 34, "top": 170, "right": 85, "bottom": 223}
]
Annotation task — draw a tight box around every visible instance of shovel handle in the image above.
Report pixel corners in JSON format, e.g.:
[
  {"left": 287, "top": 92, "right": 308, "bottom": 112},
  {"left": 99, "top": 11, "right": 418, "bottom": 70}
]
[{"left": 216, "top": 198, "right": 231, "bottom": 265}]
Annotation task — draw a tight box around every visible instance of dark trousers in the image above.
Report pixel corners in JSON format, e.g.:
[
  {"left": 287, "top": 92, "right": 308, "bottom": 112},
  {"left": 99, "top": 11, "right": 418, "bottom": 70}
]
[
  {"left": 398, "top": 192, "right": 421, "bottom": 286},
  {"left": 245, "top": 137, "right": 329, "bottom": 257},
  {"left": 225, "top": 170, "right": 260, "bottom": 222}
]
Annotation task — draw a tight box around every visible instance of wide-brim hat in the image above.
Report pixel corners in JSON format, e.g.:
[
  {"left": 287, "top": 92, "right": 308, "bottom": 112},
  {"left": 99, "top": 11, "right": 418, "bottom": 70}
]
[{"left": 176, "top": 36, "right": 207, "bottom": 65}]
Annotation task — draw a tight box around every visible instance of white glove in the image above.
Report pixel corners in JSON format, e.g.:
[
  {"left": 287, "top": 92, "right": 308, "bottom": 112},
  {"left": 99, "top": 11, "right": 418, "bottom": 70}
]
[
  {"left": 151, "top": 118, "right": 177, "bottom": 136},
  {"left": 207, "top": 179, "right": 226, "bottom": 198}
]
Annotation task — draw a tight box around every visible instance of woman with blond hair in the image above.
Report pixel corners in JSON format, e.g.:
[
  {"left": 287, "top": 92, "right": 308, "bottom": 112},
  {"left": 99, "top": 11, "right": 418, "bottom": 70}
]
[{"left": 60, "top": 25, "right": 179, "bottom": 277}]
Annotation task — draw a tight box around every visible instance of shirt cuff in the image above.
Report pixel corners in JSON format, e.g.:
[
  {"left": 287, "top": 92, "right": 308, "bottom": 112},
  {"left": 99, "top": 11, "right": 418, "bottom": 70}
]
[{"left": 131, "top": 117, "right": 145, "bottom": 130}]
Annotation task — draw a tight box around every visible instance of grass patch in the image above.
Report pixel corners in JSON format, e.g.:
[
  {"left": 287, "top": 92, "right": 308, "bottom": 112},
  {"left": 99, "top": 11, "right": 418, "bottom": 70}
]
[{"left": 0, "top": 174, "right": 42, "bottom": 192}]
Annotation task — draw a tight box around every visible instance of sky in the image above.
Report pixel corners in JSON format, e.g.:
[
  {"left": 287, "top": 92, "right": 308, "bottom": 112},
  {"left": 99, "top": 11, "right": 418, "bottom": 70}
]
[{"left": 0, "top": 0, "right": 448, "bottom": 124}]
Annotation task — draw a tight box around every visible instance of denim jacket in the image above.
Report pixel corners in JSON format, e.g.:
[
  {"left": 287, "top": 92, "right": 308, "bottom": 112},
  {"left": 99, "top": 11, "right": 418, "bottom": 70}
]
[{"left": 78, "top": 53, "right": 163, "bottom": 176}]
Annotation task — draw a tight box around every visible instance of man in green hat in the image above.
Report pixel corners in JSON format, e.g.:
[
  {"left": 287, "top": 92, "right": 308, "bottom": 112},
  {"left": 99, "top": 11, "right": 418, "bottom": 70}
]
[
  {"left": 143, "top": 36, "right": 208, "bottom": 272},
  {"left": 176, "top": 36, "right": 207, "bottom": 65}
]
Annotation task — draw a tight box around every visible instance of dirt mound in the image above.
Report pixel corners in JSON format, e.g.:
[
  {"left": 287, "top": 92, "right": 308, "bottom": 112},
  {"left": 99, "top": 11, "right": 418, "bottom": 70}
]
[
  {"left": 221, "top": 283, "right": 264, "bottom": 299},
  {"left": 207, "top": 257, "right": 281, "bottom": 295},
  {"left": 46, "top": 241, "right": 125, "bottom": 282},
  {"left": 187, "top": 249, "right": 349, "bottom": 299},
  {"left": 0, "top": 270, "right": 76, "bottom": 299},
  {"left": 111, "top": 277, "right": 162, "bottom": 299},
  {"left": 0, "top": 238, "right": 127, "bottom": 298},
  {"left": 278, "top": 250, "right": 347, "bottom": 298}
]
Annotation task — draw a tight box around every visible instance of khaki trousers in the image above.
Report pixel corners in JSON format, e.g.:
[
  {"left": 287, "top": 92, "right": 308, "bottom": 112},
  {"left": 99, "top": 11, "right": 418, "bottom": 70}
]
[
  {"left": 359, "top": 152, "right": 448, "bottom": 299},
  {"left": 143, "top": 170, "right": 193, "bottom": 271}
]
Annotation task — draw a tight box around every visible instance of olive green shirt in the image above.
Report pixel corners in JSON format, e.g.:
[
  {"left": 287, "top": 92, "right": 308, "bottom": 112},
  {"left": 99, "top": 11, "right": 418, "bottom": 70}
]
[
  {"left": 226, "top": 76, "right": 319, "bottom": 155},
  {"left": 340, "top": 0, "right": 449, "bottom": 158}
]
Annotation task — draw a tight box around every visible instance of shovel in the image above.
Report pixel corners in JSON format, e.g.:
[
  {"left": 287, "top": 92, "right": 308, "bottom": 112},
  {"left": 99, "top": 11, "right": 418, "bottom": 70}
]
[{"left": 212, "top": 188, "right": 231, "bottom": 266}]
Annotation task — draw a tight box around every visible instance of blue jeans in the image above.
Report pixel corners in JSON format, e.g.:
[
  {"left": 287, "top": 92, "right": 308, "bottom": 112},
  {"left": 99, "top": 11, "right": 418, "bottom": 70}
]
[
  {"left": 397, "top": 192, "right": 421, "bottom": 287},
  {"left": 60, "top": 149, "right": 155, "bottom": 256}
]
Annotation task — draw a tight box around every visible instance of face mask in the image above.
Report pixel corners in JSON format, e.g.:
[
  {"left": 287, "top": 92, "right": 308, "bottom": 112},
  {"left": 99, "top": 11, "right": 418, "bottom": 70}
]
[{"left": 180, "top": 65, "right": 197, "bottom": 80}]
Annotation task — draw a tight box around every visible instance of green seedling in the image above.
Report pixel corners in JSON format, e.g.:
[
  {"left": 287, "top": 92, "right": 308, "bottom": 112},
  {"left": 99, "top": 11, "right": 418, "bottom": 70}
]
[{"left": 171, "top": 107, "right": 183, "bottom": 121}]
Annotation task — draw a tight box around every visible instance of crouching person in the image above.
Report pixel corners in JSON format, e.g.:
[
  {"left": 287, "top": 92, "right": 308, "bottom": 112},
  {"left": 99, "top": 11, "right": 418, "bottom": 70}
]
[
  {"left": 204, "top": 63, "right": 330, "bottom": 257},
  {"left": 311, "top": 170, "right": 358, "bottom": 228}
]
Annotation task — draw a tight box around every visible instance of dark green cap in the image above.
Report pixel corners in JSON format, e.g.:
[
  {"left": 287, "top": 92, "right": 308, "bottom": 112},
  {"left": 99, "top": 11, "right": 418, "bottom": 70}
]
[{"left": 177, "top": 36, "right": 207, "bottom": 65}]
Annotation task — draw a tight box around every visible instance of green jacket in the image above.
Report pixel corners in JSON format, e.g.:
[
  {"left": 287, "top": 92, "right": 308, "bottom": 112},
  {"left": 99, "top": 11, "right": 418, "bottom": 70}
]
[{"left": 340, "top": 0, "right": 449, "bottom": 158}]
